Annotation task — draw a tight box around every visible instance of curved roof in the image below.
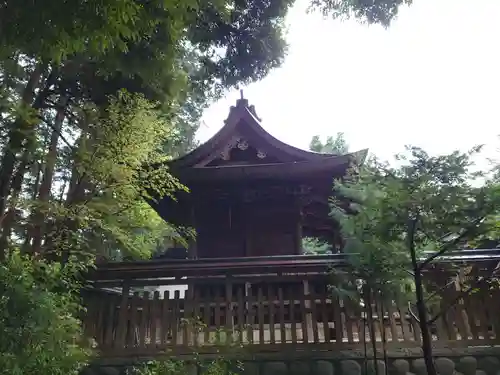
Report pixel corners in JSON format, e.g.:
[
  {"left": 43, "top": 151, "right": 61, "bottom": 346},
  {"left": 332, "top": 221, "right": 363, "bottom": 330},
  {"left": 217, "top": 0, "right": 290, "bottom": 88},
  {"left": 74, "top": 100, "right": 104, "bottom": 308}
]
[
  {"left": 174, "top": 149, "right": 368, "bottom": 182},
  {"left": 169, "top": 97, "right": 343, "bottom": 170}
]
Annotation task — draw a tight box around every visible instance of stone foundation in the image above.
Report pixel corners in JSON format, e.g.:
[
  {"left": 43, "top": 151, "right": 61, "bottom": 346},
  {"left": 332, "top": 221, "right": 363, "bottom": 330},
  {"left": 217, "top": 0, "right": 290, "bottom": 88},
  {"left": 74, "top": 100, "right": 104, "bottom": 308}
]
[{"left": 87, "top": 348, "right": 500, "bottom": 375}]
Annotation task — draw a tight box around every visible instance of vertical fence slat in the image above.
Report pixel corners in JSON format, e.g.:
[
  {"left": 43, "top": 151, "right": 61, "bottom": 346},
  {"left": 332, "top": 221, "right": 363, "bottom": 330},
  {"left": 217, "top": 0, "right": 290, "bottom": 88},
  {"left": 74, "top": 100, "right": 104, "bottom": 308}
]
[
  {"left": 278, "top": 286, "right": 286, "bottom": 344},
  {"left": 436, "top": 314, "right": 449, "bottom": 342},
  {"left": 333, "top": 295, "right": 343, "bottom": 343},
  {"left": 387, "top": 298, "right": 399, "bottom": 342},
  {"left": 161, "top": 290, "right": 170, "bottom": 346},
  {"left": 94, "top": 296, "right": 105, "bottom": 345},
  {"left": 82, "top": 295, "right": 96, "bottom": 340},
  {"left": 182, "top": 287, "right": 191, "bottom": 346},
  {"left": 203, "top": 289, "right": 211, "bottom": 345},
  {"left": 344, "top": 298, "right": 355, "bottom": 344},
  {"left": 225, "top": 280, "right": 234, "bottom": 345},
  {"left": 139, "top": 291, "right": 149, "bottom": 348},
  {"left": 268, "top": 284, "right": 276, "bottom": 345},
  {"left": 476, "top": 291, "right": 491, "bottom": 340},
  {"left": 319, "top": 290, "right": 330, "bottom": 343},
  {"left": 454, "top": 299, "right": 470, "bottom": 341},
  {"left": 246, "top": 283, "right": 254, "bottom": 344},
  {"left": 192, "top": 288, "right": 201, "bottom": 346},
  {"left": 127, "top": 292, "right": 139, "bottom": 348},
  {"left": 103, "top": 297, "right": 116, "bottom": 347},
  {"left": 397, "top": 300, "right": 412, "bottom": 343},
  {"left": 150, "top": 291, "right": 159, "bottom": 348},
  {"left": 115, "top": 284, "right": 130, "bottom": 349},
  {"left": 237, "top": 285, "right": 245, "bottom": 344},
  {"left": 214, "top": 286, "right": 222, "bottom": 344},
  {"left": 171, "top": 290, "right": 180, "bottom": 345},
  {"left": 445, "top": 305, "right": 458, "bottom": 341},
  {"left": 488, "top": 289, "right": 500, "bottom": 339},
  {"left": 289, "top": 286, "right": 298, "bottom": 344},
  {"left": 309, "top": 287, "right": 319, "bottom": 343},
  {"left": 440, "top": 289, "right": 457, "bottom": 341},
  {"left": 463, "top": 294, "right": 479, "bottom": 340},
  {"left": 257, "top": 286, "right": 265, "bottom": 344},
  {"left": 299, "top": 282, "right": 309, "bottom": 344}
]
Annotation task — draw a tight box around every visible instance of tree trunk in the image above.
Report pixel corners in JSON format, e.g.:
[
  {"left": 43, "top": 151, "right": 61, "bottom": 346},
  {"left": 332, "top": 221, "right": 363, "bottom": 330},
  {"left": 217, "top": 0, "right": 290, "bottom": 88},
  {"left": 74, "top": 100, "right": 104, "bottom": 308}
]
[
  {"left": 0, "top": 153, "right": 30, "bottom": 254},
  {"left": 30, "top": 95, "right": 68, "bottom": 254},
  {"left": 43, "top": 117, "right": 89, "bottom": 260},
  {"left": 365, "top": 287, "right": 380, "bottom": 375},
  {"left": 411, "top": 250, "right": 438, "bottom": 375},
  {"left": 0, "top": 64, "right": 44, "bottom": 223}
]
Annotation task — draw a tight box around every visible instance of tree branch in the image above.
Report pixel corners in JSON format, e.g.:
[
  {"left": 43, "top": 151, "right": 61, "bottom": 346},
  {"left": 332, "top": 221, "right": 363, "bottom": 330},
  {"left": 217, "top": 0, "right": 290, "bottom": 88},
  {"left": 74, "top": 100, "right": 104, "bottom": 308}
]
[
  {"left": 426, "top": 266, "right": 500, "bottom": 326},
  {"left": 418, "top": 216, "right": 486, "bottom": 271},
  {"left": 407, "top": 301, "right": 420, "bottom": 323},
  {"left": 426, "top": 283, "right": 476, "bottom": 326},
  {"left": 423, "top": 280, "right": 456, "bottom": 304}
]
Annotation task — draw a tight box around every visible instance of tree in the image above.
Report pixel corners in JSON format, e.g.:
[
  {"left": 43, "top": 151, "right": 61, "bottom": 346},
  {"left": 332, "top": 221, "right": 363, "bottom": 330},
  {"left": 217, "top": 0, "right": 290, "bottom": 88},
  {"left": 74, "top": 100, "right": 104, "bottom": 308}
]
[
  {"left": 308, "top": 0, "right": 413, "bottom": 26},
  {"left": 0, "top": 1, "right": 297, "bottom": 373},
  {"left": 302, "top": 132, "right": 350, "bottom": 254},
  {"left": 0, "top": 0, "right": 295, "bottom": 261},
  {"left": 0, "top": 252, "right": 92, "bottom": 375},
  {"left": 331, "top": 146, "right": 500, "bottom": 375},
  {"left": 309, "top": 132, "right": 349, "bottom": 154}
]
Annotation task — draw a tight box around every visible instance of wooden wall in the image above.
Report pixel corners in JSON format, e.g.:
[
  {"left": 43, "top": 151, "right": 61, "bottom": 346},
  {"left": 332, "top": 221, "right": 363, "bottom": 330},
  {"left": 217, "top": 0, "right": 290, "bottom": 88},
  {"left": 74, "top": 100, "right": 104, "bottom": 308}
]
[{"left": 194, "top": 200, "right": 302, "bottom": 258}]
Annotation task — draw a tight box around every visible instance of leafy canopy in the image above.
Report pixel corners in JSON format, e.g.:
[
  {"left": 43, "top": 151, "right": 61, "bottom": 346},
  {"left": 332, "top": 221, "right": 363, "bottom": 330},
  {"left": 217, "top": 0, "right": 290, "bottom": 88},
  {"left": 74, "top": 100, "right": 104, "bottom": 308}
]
[
  {"left": 309, "top": 0, "right": 413, "bottom": 26},
  {"left": 0, "top": 252, "right": 92, "bottom": 375},
  {"left": 309, "top": 132, "right": 349, "bottom": 154},
  {"left": 331, "top": 146, "right": 500, "bottom": 294}
]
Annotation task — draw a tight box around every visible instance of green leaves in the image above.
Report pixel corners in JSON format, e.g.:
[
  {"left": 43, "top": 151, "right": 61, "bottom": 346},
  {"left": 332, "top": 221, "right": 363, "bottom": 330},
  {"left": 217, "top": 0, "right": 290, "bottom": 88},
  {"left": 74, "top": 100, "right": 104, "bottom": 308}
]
[
  {"left": 309, "top": 132, "right": 349, "bottom": 154},
  {"left": 309, "top": 0, "right": 413, "bottom": 27},
  {"left": 330, "top": 145, "right": 500, "bottom": 301},
  {"left": 0, "top": 252, "right": 92, "bottom": 375}
]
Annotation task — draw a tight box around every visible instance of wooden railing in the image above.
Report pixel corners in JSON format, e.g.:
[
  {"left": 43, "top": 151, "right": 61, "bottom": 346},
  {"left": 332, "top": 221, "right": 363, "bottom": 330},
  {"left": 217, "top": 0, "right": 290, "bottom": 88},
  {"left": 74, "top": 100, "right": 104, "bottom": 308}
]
[{"left": 83, "top": 252, "right": 500, "bottom": 358}]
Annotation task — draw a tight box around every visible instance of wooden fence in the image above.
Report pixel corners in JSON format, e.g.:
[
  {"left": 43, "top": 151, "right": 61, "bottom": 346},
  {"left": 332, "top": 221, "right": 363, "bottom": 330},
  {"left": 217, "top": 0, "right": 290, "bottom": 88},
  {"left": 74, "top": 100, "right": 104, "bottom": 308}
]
[{"left": 83, "top": 257, "right": 500, "bottom": 358}]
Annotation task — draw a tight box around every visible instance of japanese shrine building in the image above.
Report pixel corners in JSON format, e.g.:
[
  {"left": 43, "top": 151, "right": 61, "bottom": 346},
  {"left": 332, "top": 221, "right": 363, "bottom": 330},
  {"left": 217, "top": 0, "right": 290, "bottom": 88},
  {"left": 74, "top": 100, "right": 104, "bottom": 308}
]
[
  {"left": 150, "top": 94, "right": 368, "bottom": 258},
  {"left": 83, "top": 96, "right": 500, "bottom": 367}
]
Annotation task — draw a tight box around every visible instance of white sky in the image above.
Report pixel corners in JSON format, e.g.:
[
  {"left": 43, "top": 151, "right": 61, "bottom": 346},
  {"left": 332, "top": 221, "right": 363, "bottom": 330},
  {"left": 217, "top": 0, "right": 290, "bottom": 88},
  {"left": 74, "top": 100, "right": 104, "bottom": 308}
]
[{"left": 199, "top": 0, "right": 500, "bottom": 166}]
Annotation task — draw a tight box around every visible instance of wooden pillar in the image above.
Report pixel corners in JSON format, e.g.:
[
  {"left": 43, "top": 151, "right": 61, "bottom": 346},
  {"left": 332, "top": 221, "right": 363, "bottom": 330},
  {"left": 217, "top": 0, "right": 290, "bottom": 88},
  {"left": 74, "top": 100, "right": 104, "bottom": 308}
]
[
  {"left": 294, "top": 202, "right": 303, "bottom": 255},
  {"left": 244, "top": 203, "right": 252, "bottom": 257},
  {"left": 188, "top": 207, "right": 198, "bottom": 258}
]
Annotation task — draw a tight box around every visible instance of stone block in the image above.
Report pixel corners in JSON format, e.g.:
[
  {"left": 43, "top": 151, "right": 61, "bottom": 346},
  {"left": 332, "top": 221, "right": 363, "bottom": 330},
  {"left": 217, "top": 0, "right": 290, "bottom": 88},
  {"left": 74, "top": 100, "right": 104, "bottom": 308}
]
[
  {"left": 341, "top": 360, "right": 362, "bottom": 375},
  {"left": 477, "top": 357, "right": 500, "bottom": 375},
  {"left": 263, "top": 362, "right": 288, "bottom": 375},
  {"left": 315, "top": 360, "right": 334, "bottom": 375},
  {"left": 290, "top": 361, "right": 310, "bottom": 375},
  {"left": 435, "top": 358, "right": 455, "bottom": 375}
]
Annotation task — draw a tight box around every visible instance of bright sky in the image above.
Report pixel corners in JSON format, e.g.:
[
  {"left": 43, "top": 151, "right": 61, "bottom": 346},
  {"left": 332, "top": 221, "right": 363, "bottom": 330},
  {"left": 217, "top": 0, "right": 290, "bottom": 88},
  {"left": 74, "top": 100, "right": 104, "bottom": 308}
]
[{"left": 199, "top": 0, "right": 500, "bottom": 165}]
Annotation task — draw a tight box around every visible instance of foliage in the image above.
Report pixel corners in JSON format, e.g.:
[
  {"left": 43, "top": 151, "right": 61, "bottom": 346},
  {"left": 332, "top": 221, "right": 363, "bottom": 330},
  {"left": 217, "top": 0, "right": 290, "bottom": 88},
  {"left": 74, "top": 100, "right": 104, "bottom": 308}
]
[
  {"left": 309, "top": 132, "right": 349, "bottom": 154},
  {"left": 130, "top": 319, "right": 244, "bottom": 375},
  {"left": 309, "top": 0, "right": 413, "bottom": 26},
  {"left": 302, "top": 237, "right": 331, "bottom": 254},
  {"left": 0, "top": 0, "right": 296, "bottom": 261},
  {"left": 130, "top": 357, "right": 242, "bottom": 375},
  {"left": 303, "top": 132, "right": 349, "bottom": 254},
  {"left": 330, "top": 145, "right": 500, "bottom": 375},
  {"left": 0, "top": 2, "right": 296, "bottom": 373},
  {"left": 0, "top": 251, "right": 93, "bottom": 375}
]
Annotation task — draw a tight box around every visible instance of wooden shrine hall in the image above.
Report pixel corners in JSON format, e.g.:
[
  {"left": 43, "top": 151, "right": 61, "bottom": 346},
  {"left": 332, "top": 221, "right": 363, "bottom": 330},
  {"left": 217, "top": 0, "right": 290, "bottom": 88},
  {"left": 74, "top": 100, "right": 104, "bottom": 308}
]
[
  {"left": 150, "top": 93, "right": 368, "bottom": 258},
  {"left": 83, "top": 95, "right": 500, "bottom": 362}
]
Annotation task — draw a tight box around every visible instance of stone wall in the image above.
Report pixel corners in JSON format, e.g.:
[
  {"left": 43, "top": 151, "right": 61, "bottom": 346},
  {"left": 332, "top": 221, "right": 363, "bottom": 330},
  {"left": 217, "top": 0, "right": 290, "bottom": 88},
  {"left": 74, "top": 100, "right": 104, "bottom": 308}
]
[
  {"left": 87, "top": 348, "right": 500, "bottom": 375},
  {"left": 253, "top": 356, "right": 500, "bottom": 375}
]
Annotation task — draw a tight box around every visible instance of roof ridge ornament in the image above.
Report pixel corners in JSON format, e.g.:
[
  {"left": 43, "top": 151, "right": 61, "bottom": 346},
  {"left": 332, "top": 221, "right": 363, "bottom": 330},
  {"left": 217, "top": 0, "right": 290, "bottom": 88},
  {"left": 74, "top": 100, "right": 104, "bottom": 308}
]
[
  {"left": 236, "top": 88, "right": 249, "bottom": 108},
  {"left": 234, "top": 89, "right": 262, "bottom": 121}
]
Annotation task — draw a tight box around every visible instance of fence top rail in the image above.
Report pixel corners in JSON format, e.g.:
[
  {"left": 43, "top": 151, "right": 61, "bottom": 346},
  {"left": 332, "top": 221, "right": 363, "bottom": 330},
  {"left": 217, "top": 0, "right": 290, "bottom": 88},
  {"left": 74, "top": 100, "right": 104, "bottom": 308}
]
[{"left": 87, "top": 249, "right": 500, "bottom": 282}]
